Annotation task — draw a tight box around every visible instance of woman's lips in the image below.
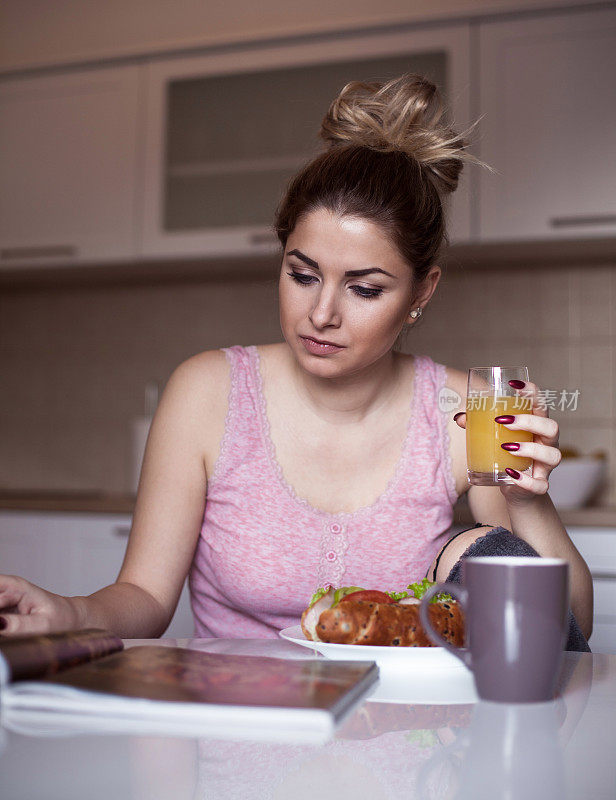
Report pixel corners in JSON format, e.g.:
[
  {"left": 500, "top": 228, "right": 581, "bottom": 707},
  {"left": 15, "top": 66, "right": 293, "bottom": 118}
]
[{"left": 300, "top": 336, "right": 345, "bottom": 355}]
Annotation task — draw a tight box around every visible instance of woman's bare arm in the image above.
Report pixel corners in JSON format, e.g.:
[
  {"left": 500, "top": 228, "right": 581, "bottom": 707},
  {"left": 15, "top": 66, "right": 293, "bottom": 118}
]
[
  {"left": 0, "top": 350, "right": 229, "bottom": 638},
  {"left": 445, "top": 367, "right": 593, "bottom": 639}
]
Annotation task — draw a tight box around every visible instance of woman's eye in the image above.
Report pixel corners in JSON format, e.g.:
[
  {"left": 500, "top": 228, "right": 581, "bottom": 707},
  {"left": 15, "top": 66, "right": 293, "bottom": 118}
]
[
  {"left": 287, "top": 270, "right": 317, "bottom": 285},
  {"left": 352, "top": 285, "right": 383, "bottom": 300},
  {"left": 287, "top": 270, "right": 382, "bottom": 299}
]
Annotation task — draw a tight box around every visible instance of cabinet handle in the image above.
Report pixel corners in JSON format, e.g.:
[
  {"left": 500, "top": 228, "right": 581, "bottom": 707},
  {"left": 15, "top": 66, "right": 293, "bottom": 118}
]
[
  {"left": 591, "top": 569, "right": 616, "bottom": 580},
  {"left": 0, "top": 245, "right": 77, "bottom": 260},
  {"left": 113, "top": 526, "right": 131, "bottom": 538},
  {"left": 549, "top": 214, "right": 616, "bottom": 228}
]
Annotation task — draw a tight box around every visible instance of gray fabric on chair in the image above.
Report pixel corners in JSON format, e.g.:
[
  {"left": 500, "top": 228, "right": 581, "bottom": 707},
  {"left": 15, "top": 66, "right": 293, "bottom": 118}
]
[{"left": 444, "top": 526, "right": 591, "bottom": 653}]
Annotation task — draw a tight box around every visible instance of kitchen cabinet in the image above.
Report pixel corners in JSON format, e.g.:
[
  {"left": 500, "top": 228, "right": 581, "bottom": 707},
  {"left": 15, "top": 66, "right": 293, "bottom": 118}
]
[
  {"left": 3, "top": 7, "right": 616, "bottom": 273},
  {"left": 0, "top": 511, "right": 194, "bottom": 638},
  {"left": 141, "top": 24, "right": 472, "bottom": 260},
  {"left": 0, "top": 64, "right": 143, "bottom": 268},
  {"left": 567, "top": 526, "right": 616, "bottom": 654},
  {"left": 477, "top": 7, "right": 616, "bottom": 242}
]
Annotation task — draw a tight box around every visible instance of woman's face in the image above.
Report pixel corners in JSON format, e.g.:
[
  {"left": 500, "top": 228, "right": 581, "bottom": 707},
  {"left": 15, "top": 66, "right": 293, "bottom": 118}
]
[{"left": 279, "top": 208, "right": 435, "bottom": 379}]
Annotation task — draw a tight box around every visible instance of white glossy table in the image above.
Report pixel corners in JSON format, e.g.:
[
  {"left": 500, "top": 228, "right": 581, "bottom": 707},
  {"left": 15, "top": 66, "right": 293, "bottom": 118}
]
[{"left": 1, "top": 638, "right": 615, "bottom": 800}]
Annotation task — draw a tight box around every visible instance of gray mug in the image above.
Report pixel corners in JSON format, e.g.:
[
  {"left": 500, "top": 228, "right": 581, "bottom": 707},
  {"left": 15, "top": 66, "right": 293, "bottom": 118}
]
[{"left": 419, "top": 556, "right": 569, "bottom": 703}]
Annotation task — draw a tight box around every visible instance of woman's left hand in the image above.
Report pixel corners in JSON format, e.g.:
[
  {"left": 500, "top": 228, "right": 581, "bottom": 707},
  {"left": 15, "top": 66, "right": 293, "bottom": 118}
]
[{"left": 455, "top": 380, "right": 561, "bottom": 504}]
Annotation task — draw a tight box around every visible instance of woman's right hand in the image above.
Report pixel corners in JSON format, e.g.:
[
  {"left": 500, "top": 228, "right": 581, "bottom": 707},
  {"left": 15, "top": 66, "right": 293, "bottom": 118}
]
[{"left": 0, "top": 575, "right": 80, "bottom": 637}]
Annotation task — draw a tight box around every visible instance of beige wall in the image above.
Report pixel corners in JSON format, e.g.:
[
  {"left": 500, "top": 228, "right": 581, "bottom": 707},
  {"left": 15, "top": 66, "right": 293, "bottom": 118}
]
[
  {"left": 0, "top": 0, "right": 597, "bottom": 72},
  {"left": 1, "top": 2, "right": 612, "bottom": 507},
  {"left": 0, "top": 273, "right": 280, "bottom": 493},
  {"left": 410, "top": 262, "right": 616, "bottom": 508},
  {"left": 1, "top": 262, "right": 614, "bottom": 504}
]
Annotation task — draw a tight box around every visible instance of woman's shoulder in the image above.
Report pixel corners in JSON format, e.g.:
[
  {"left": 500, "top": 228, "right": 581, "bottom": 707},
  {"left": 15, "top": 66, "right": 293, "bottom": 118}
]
[
  {"left": 163, "top": 350, "right": 234, "bottom": 472},
  {"left": 161, "top": 349, "right": 234, "bottom": 428},
  {"left": 170, "top": 348, "right": 230, "bottom": 389},
  {"left": 169, "top": 343, "right": 287, "bottom": 405}
]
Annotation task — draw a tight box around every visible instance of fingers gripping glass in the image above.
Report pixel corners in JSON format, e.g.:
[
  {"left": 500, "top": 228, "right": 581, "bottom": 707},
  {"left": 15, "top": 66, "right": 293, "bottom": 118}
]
[{"left": 466, "top": 366, "right": 533, "bottom": 486}]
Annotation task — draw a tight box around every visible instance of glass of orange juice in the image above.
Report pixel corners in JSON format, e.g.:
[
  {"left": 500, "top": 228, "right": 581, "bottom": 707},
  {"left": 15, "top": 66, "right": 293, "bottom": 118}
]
[{"left": 466, "top": 366, "right": 533, "bottom": 485}]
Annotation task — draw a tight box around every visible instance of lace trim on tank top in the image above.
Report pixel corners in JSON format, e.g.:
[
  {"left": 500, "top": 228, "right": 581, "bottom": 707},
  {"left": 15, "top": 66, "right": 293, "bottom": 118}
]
[
  {"left": 207, "top": 346, "right": 241, "bottom": 490},
  {"left": 206, "top": 347, "right": 458, "bottom": 518},
  {"left": 434, "top": 362, "right": 459, "bottom": 506},
  {"left": 203, "top": 346, "right": 457, "bottom": 591},
  {"left": 248, "top": 345, "right": 421, "bottom": 522}
]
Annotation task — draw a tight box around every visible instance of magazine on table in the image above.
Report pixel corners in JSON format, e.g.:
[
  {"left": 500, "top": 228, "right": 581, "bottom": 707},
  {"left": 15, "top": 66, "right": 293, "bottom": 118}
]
[{"left": 0, "top": 629, "right": 379, "bottom": 744}]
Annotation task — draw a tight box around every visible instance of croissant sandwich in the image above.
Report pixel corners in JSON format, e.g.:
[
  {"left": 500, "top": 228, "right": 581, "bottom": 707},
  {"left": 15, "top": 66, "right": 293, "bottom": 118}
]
[{"left": 300, "top": 580, "right": 464, "bottom": 648}]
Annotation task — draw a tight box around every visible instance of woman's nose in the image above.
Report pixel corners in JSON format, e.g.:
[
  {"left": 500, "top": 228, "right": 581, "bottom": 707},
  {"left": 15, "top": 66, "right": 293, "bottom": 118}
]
[{"left": 309, "top": 286, "right": 341, "bottom": 329}]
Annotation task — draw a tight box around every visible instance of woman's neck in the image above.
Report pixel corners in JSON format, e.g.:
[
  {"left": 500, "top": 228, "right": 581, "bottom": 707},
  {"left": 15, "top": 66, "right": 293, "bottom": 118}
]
[{"left": 287, "top": 347, "right": 410, "bottom": 425}]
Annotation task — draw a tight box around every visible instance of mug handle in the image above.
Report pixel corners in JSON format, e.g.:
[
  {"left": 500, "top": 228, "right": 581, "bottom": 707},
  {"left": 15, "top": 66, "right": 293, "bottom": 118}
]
[{"left": 419, "top": 582, "right": 472, "bottom": 669}]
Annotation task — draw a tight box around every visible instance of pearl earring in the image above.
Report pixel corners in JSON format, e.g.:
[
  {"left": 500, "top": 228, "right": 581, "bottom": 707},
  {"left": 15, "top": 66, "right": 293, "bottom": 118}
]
[{"left": 409, "top": 307, "right": 422, "bottom": 319}]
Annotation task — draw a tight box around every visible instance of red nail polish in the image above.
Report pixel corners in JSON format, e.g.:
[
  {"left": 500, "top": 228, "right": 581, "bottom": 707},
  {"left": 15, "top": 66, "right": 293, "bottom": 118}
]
[
  {"left": 509, "top": 379, "right": 526, "bottom": 389},
  {"left": 453, "top": 412, "right": 464, "bottom": 421},
  {"left": 495, "top": 415, "right": 515, "bottom": 424},
  {"left": 501, "top": 442, "right": 520, "bottom": 451},
  {"left": 505, "top": 467, "right": 521, "bottom": 479}
]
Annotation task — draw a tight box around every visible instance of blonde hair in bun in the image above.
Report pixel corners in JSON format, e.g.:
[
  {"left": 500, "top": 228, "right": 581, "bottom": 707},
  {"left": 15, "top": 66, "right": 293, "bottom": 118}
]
[
  {"left": 275, "top": 73, "right": 484, "bottom": 286},
  {"left": 320, "top": 74, "right": 474, "bottom": 196}
]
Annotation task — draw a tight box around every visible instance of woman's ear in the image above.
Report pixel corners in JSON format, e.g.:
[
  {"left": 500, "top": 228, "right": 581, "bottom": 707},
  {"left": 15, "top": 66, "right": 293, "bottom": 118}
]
[{"left": 407, "top": 265, "right": 441, "bottom": 322}]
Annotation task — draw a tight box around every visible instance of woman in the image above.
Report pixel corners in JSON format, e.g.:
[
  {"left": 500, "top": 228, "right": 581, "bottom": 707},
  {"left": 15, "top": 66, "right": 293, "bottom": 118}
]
[{"left": 0, "top": 75, "right": 592, "bottom": 643}]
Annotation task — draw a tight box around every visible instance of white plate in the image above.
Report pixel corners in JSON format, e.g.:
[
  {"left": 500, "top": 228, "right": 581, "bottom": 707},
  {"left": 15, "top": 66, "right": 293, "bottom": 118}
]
[
  {"left": 279, "top": 626, "right": 476, "bottom": 705},
  {"left": 278, "top": 625, "right": 470, "bottom": 673}
]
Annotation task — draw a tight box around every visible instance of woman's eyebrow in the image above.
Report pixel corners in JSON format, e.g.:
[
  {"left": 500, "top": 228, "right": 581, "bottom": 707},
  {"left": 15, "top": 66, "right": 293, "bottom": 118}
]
[
  {"left": 287, "top": 249, "right": 319, "bottom": 269},
  {"left": 287, "top": 249, "right": 395, "bottom": 278},
  {"left": 345, "top": 267, "right": 396, "bottom": 278}
]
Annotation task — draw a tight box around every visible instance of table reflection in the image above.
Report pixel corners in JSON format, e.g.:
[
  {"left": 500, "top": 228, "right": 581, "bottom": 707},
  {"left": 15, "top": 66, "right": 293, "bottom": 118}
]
[
  {"left": 185, "top": 652, "right": 593, "bottom": 800},
  {"left": 453, "top": 701, "right": 565, "bottom": 799},
  {"left": 0, "top": 647, "right": 598, "bottom": 800}
]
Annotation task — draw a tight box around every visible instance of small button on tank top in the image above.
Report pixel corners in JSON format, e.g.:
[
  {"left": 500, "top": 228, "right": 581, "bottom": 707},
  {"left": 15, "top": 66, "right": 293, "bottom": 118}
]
[{"left": 189, "top": 345, "right": 458, "bottom": 638}]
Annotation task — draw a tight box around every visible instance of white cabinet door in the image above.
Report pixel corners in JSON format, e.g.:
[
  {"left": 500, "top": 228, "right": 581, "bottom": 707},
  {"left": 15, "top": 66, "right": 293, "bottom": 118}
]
[
  {"left": 0, "top": 512, "right": 194, "bottom": 637},
  {"left": 141, "top": 24, "right": 472, "bottom": 260},
  {"left": 0, "top": 518, "right": 72, "bottom": 594},
  {"left": 478, "top": 8, "right": 616, "bottom": 242},
  {"left": 567, "top": 526, "right": 616, "bottom": 654},
  {"left": 0, "top": 512, "right": 128, "bottom": 595},
  {"left": 0, "top": 64, "right": 143, "bottom": 269}
]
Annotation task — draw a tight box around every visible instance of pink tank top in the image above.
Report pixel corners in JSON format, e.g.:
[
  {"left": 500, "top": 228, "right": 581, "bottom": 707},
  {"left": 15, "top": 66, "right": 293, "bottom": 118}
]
[{"left": 189, "top": 345, "right": 458, "bottom": 638}]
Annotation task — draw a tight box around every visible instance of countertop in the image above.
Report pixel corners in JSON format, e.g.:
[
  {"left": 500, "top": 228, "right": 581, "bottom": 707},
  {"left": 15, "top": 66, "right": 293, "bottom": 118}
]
[
  {"left": 453, "top": 500, "right": 616, "bottom": 529},
  {"left": 0, "top": 490, "right": 135, "bottom": 514},
  {"left": 1, "top": 490, "right": 615, "bottom": 527},
  {"left": 0, "top": 639, "right": 614, "bottom": 800}
]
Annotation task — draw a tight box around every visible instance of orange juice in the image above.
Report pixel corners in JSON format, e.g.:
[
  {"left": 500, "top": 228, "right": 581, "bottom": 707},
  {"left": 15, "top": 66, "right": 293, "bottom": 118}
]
[{"left": 466, "top": 395, "right": 533, "bottom": 480}]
